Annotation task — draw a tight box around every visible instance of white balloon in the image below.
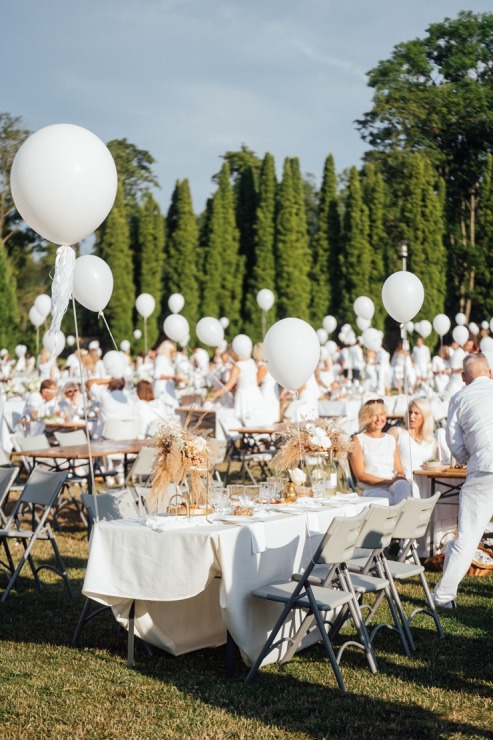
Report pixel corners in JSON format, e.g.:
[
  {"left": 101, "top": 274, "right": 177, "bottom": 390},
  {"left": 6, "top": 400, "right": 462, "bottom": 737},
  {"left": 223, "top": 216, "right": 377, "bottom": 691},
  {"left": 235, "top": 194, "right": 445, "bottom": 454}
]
[
  {"left": 405, "top": 321, "right": 415, "bottom": 333},
  {"left": 382, "top": 271, "right": 424, "bottom": 324},
  {"left": 135, "top": 293, "right": 156, "bottom": 319},
  {"left": 133, "top": 329, "right": 142, "bottom": 340},
  {"left": 66, "top": 335, "right": 75, "bottom": 347},
  {"left": 468, "top": 321, "right": 479, "bottom": 336},
  {"left": 417, "top": 319, "right": 432, "bottom": 339},
  {"left": 163, "top": 314, "right": 189, "bottom": 344},
  {"left": 15, "top": 344, "right": 27, "bottom": 358},
  {"left": 120, "top": 340, "right": 131, "bottom": 352},
  {"left": 322, "top": 315, "right": 337, "bottom": 334},
  {"left": 480, "top": 336, "right": 493, "bottom": 352},
  {"left": 219, "top": 316, "right": 229, "bottom": 329},
  {"left": 73, "top": 255, "right": 114, "bottom": 313},
  {"left": 256, "top": 289, "right": 275, "bottom": 311},
  {"left": 432, "top": 314, "right": 451, "bottom": 337},
  {"left": 43, "top": 330, "right": 65, "bottom": 357},
  {"left": 232, "top": 334, "right": 253, "bottom": 359},
  {"left": 263, "top": 318, "right": 320, "bottom": 391},
  {"left": 326, "top": 340, "right": 338, "bottom": 357},
  {"left": 29, "top": 306, "right": 44, "bottom": 328},
  {"left": 483, "top": 350, "right": 493, "bottom": 372},
  {"left": 316, "top": 328, "right": 328, "bottom": 344},
  {"left": 414, "top": 321, "right": 422, "bottom": 335},
  {"left": 361, "top": 328, "right": 382, "bottom": 352},
  {"left": 196, "top": 317, "right": 224, "bottom": 347},
  {"left": 103, "top": 350, "right": 126, "bottom": 378},
  {"left": 452, "top": 325, "right": 469, "bottom": 346},
  {"left": 10, "top": 124, "right": 117, "bottom": 246},
  {"left": 455, "top": 312, "right": 467, "bottom": 326},
  {"left": 356, "top": 316, "right": 371, "bottom": 331},
  {"left": 168, "top": 293, "right": 185, "bottom": 314},
  {"left": 179, "top": 334, "right": 190, "bottom": 348},
  {"left": 341, "top": 323, "right": 352, "bottom": 333},
  {"left": 481, "top": 321, "right": 489, "bottom": 330},
  {"left": 353, "top": 296, "right": 375, "bottom": 320},
  {"left": 34, "top": 294, "right": 51, "bottom": 318}
]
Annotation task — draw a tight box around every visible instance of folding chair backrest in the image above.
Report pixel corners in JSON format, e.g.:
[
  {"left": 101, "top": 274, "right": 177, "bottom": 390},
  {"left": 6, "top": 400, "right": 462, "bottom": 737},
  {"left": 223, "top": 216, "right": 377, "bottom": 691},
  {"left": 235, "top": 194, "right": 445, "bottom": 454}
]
[
  {"left": 2, "top": 398, "right": 26, "bottom": 432},
  {"left": 391, "top": 492, "right": 441, "bottom": 541},
  {"left": 0, "top": 466, "right": 19, "bottom": 508},
  {"left": 207, "top": 437, "right": 227, "bottom": 466},
  {"left": 54, "top": 430, "right": 87, "bottom": 446},
  {"left": 0, "top": 447, "right": 12, "bottom": 465},
  {"left": 355, "top": 501, "right": 406, "bottom": 550},
  {"left": 14, "top": 433, "right": 51, "bottom": 451},
  {"left": 102, "top": 418, "right": 141, "bottom": 441},
  {"left": 18, "top": 468, "right": 68, "bottom": 508},
  {"left": 127, "top": 446, "right": 157, "bottom": 479},
  {"left": 316, "top": 509, "right": 368, "bottom": 566},
  {"left": 81, "top": 490, "right": 138, "bottom": 523}
]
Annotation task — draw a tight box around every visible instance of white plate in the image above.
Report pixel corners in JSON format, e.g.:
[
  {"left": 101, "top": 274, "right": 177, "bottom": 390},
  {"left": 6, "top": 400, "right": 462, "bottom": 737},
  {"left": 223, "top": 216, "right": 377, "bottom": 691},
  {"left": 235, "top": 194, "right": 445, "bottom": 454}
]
[
  {"left": 219, "top": 515, "right": 264, "bottom": 524},
  {"left": 422, "top": 464, "right": 449, "bottom": 472}
]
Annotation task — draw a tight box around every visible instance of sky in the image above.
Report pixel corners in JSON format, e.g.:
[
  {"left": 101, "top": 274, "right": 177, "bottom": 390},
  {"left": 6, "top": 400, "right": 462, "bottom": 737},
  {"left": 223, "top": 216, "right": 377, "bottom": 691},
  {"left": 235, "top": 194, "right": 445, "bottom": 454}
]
[{"left": 2, "top": 1, "right": 492, "bottom": 214}]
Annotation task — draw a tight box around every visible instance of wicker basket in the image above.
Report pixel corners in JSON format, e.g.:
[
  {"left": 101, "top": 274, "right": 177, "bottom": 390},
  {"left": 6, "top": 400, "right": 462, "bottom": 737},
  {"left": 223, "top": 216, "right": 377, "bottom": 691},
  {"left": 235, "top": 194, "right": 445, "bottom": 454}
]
[{"left": 424, "top": 545, "right": 493, "bottom": 576}]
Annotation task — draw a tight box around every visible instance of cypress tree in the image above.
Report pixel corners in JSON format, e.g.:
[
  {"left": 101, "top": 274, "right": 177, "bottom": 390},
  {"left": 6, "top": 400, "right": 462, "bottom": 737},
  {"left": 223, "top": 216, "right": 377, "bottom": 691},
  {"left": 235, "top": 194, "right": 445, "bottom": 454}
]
[
  {"left": 100, "top": 183, "right": 135, "bottom": 344},
  {"left": 339, "top": 167, "right": 371, "bottom": 323},
  {"left": 137, "top": 192, "right": 165, "bottom": 350},
  {"left": 243, "top": 153, "right": 277, "bottom": 340},
  {"left": 362, "top": 163, "right": 388, "bottom": 330},
  {"left": 310, "top": 155, "right": 337, "bottom": 324},
  {"left": 165, "top": 179, "right": 200, "bottom": 341},
  {"left": 0, "top": 238, "right": 18, "bottom": 347},
  {"left": 275, "top": 158, "right": 312, "bottom": 321},
  {"left": 475, "top": 154, "right": 493, "bottom": 319}
]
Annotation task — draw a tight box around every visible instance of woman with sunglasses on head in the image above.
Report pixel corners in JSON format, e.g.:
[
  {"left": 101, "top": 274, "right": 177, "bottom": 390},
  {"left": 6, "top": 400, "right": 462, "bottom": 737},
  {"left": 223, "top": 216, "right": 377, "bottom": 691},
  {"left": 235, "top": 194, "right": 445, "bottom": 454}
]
[
  {"left": 349, "top": 398, "right": 412, "bottom": 504},
  {"left": 59, "top": 382, "right": 83, "bottom": 420},
  {"left": 389, "top": 397, "right": 438, "bottom": 497}
]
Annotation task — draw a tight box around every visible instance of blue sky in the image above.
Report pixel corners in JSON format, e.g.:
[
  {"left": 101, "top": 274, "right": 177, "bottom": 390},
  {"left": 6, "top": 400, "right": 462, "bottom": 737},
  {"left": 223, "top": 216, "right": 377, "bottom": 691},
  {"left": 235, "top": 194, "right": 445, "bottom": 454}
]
[{"left": 2, "top": 1, "right": 491, "bottom": 213}]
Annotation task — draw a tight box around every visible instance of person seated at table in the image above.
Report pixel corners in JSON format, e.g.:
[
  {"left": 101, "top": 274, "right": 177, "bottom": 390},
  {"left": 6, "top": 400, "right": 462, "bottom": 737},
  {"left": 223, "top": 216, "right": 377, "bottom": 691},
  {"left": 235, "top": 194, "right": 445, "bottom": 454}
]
[
  {"left": 23, "top": 379, "right": 59, "bottom": 421},
  {"left": 135, "top": 379, "right": 168, "bottom": 437},
  {"left": 86, "top": 376, "right": 141, "bottom": 433},
  {"left": 59, "top": 382, "right": 84, "bottom": 420},
  {"left": 389, "top": 397, "right": 438, "bottom": 497},
  {"left": 349, "top": 398, "right": 412, "bottom": 505}
]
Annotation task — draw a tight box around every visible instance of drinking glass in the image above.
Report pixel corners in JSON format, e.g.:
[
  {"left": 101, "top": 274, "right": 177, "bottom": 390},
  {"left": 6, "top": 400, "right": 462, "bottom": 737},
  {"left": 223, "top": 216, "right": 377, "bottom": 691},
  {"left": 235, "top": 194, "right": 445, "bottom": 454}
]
[{"left": 259, "top": 481, "right": 276, "bottom": 504}]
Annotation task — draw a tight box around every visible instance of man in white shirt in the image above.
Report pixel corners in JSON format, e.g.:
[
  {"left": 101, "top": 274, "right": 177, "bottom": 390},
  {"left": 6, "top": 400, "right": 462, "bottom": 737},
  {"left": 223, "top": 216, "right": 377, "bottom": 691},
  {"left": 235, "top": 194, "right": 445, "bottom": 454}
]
[
  {"left": 434, "top": 352, "right": 493, "bottom": 608},
  {"left": 23, "top": 379, "right": 59, "bottom": 419},
  {"left": 411, "top": 337, "right": 431, "bottom": 384}
]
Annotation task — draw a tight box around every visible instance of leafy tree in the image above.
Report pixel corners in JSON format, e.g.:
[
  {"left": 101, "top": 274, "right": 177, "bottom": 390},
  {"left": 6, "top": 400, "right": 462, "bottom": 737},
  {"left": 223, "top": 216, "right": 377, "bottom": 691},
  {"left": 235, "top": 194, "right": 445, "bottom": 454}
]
[
  {"left": 0, "top": 238, "right": 18, "bottom": 347},
  {"left": 338, "top": 167, "right": 371, "bottom": 323},
  {"left": 309, "top": 155, "right": 336, "bottom": 324},
  {"left": 243, "top": 153, "right": 277, "bottom": 340},
  {"left": 165, "top": 179, "right": 200, "bottom": 341},
  {"left": 361, "top": 163, "right": 388, "bottom": 330},
  {"left": 135, "top": 192, "right": 165, "bottom": 349},
  {"left": 275, "top": 158, "right": 312, "bottom": 321},
  {"left": 357, "top": 11, "right": 493, "bottom": 318},
  {"left": 99, "top": 184, "right": 135, "bottom": 344},
  {"left": 106, "top": 139, "right": 159, "bottom": 208}
]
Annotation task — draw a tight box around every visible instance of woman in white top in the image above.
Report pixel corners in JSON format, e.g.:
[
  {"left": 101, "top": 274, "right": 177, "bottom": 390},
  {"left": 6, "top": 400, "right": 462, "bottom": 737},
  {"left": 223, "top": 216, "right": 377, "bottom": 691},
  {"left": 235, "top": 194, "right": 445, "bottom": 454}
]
[
  {"left": 212, "top": 348, "right": 264, "bottom": 424},
  {"left": 349, "top": 398, "right": 412, "bottom": 504},
  {"left": 253, "top": 342, "right": 280, "bottom": 424},
  {"left": 389, "top": 397, "right": 437, "bottom": 497},
  {"left": 153, "top": 340, "right": 180, "bottom": 414}
]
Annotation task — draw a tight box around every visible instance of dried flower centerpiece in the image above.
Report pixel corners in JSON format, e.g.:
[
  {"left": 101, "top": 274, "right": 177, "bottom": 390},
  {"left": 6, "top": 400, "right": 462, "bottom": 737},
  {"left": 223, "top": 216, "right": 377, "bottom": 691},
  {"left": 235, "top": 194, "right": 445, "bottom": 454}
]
[
  {"left": 147, "top": 416, "right": 212, "bottom": 514},
  {"left": 271, "top": 418, "right": 353, "bottom": 493}
]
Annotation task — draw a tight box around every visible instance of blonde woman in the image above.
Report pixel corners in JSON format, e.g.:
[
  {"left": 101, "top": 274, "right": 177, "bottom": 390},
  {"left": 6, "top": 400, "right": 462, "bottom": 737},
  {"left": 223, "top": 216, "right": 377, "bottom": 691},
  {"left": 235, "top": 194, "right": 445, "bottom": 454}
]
[
  {"left": 349, "top": 399, "right": 412, "bottom": 504},
  {"left": 389, "top": 397, "right": 438, "bottom": 496}
]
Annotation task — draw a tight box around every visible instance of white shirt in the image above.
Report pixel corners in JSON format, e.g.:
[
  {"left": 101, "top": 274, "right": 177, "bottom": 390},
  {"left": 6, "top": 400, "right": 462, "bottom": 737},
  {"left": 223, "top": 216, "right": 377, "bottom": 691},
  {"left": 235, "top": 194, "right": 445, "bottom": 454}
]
[{"left": 446, "top": 375, "right": 493, "bottom": 473}]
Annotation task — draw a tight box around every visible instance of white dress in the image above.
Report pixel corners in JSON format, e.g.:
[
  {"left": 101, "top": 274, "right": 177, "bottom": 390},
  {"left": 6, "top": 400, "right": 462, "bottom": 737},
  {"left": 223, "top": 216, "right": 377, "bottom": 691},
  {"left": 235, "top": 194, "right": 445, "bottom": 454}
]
[
  {"left": 233, "top": 358, "right": 264, "bottom": 424},
  {"left": 393, "top": 427, "right": 437, "bottom": 497},
  {"left": 258, "top": 362, "right": 280, "bottom": 424},
  {"left": 355, "top": 432, "right": 412, "bottom": 504},
  {"left": 153, "top": 354, "right": 178, "bottom": 412}
]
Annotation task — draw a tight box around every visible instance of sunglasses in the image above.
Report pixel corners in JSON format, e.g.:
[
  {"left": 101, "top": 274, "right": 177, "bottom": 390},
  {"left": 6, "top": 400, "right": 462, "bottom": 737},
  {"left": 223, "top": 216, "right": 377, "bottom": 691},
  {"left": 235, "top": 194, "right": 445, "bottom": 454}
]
[
  {"left": 65, "top": 390, "right": 78, "bottom": 396},
  {"left": 364, "top": 399, "right": 384, "bottom": 406}
]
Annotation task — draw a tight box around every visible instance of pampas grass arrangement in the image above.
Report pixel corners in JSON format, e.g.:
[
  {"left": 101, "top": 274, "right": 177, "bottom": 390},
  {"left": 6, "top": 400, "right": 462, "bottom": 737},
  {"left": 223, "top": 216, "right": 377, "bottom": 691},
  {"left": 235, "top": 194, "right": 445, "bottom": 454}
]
[{"left": 271, "top": 418, "right": 353, "bottom": 472}]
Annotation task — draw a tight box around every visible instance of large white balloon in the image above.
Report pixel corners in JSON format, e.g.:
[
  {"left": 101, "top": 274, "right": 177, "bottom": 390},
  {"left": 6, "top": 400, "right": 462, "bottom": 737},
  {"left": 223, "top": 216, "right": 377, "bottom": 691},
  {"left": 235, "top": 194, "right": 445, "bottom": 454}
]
[
  {"left": 163, "top": 314, "right": 189, "bottom": 344},
  {"left": 322, "top": 315, "right": 337, "bottom": 334},
  {"left": 361, "top": 327, "right": 382, "bottom": 352},
  {"left": 480, "top": 336, "right": 493, "bottom": 352},
  {"left": 219, "top": 316, "right": 229, "bottom": 329},
  {"left": 353, "top": 296, "right": 375, "bottom": 320},
  {"left": 468, "top": 321, "right": 479, "bottom": 336},
  {"left": 316, "top": 328, "right": 328, "bottom": 344},
  {"left": 29, "top": 306, "right": 44, "bottom": 328},
  {"left": 263, "top": 318, "right": 320, "bottom": 391},
  {"left": 196, "top": 317, "right": 224, "bottom": 347},
  {"left": 452, "top": 325, "right": 469, "bottom": 346},
  {"left": 356, "top": 316, "right": 371, "bottom": 331},
  {"left": 455, "top": 312, "right": 467, "bottom": 326},
  {"left": 10, "top": 124, "right": 117, "bottom": 246},
  {"left": 433, "top": 314, "right": 451, "bottom": 337},
  {"left": 73, "top": 255, "right": 114, "bottom": 313},
  {"left": 34, "top": 294, "right": 51, "bottom": 318},
  {"left": 135, "top": 293, "right": 156, "bottom": 319},
  {"left": 43, "top": 330, "right": 65, "bottom": 357},
  {"left": 256, "top": 289, "right": 275, "bottom": 311},
  {"left": 232, "top": 334, "right": 253, "bottom": 359},
  {"left": 382, "top": 271, "right": 424, "bottom": 323},
  {"left": 103, "top": 350, "right": 126, "bottom": 378},
  {"left": 417, "top": 319, "right": 432, "bottom": 339},
  {"left": 168, "top": 293, "right": 185, "bottom": 314}
]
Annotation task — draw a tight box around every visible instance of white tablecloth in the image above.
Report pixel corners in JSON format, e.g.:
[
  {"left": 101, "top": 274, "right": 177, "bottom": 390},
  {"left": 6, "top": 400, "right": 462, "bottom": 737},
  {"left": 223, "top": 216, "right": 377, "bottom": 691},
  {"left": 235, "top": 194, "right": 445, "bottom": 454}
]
[
  {"left": 83, "top": 496, "right": 387, "bottom": 665},
  {"left": 414, "top": 475, "right": 461, "bottom": 557}
]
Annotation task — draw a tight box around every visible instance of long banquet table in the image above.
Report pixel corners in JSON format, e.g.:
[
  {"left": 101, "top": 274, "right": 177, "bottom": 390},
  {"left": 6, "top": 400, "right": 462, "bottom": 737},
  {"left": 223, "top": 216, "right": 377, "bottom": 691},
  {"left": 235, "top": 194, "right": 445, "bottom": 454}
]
[{"left": 82, "top": 495, "right": 387, "bottom": 667}]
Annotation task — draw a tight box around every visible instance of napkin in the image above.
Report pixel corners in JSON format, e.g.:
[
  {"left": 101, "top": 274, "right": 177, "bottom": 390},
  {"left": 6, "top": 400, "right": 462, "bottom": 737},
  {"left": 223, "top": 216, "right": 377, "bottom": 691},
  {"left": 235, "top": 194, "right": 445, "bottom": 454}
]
[{"left": 145, "top": 516, "right": 200, "bottom": 532}]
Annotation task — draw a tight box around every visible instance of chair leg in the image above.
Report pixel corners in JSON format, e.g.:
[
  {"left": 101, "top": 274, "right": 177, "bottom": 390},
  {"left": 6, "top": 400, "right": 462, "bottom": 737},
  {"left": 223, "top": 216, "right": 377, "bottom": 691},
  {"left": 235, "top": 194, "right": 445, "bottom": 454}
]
[
  {"left": 71, "top": 597, "right": 112, "bottom": 647},
  {"left": 48, "top": 533, "right": 74, "bottom": 598},
  {"left": 244, "top": 600, "right": 295, "bottom": 685},
  {"left": 305, "top": 588, "right": 346, "bottom": 694},
  {"left": 127, "top": 600, "right": 135, "bottom": 669}
]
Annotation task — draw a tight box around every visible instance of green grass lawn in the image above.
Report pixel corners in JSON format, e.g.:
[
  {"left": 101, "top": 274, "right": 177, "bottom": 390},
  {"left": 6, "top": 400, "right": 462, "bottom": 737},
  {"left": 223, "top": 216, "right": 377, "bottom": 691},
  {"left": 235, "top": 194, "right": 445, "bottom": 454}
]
[{"left": 0, "top": 506, "right": 492, "bottom": 739}]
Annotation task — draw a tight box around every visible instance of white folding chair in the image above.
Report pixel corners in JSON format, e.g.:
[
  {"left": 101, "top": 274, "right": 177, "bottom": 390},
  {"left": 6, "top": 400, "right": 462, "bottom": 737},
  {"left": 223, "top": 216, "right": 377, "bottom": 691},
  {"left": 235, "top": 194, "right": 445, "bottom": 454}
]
[
  {"left": 13, "top": 432, "right": 56, "bottom": 474},
  {"left": 124, "top": 446, "right": 157, "bottom": 486},
  {"left": 244, "top": 510, "right": 375, "bottom": 694},
  {"left": 0, "top": 468, "right": 72, "bottom": 602},
  {"left": 0, "top": 466, "right": 20, "bottom": 526},
  {"left": 102, "top": 418, "right": 141, "bottom": 441}
]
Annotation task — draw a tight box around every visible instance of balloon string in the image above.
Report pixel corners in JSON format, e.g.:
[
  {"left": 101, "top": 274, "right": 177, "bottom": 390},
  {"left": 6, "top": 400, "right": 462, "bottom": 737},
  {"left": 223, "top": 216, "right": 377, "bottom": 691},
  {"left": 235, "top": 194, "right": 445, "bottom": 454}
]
[
  {"left": 99, "top": 311, "right": 119, "bottom": 352},
  {"left": 72, "top": 296, "right": 98, "bottom": 520},
  {"left": 292, "top": 390, "right": 303, "bottom": 468}
]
